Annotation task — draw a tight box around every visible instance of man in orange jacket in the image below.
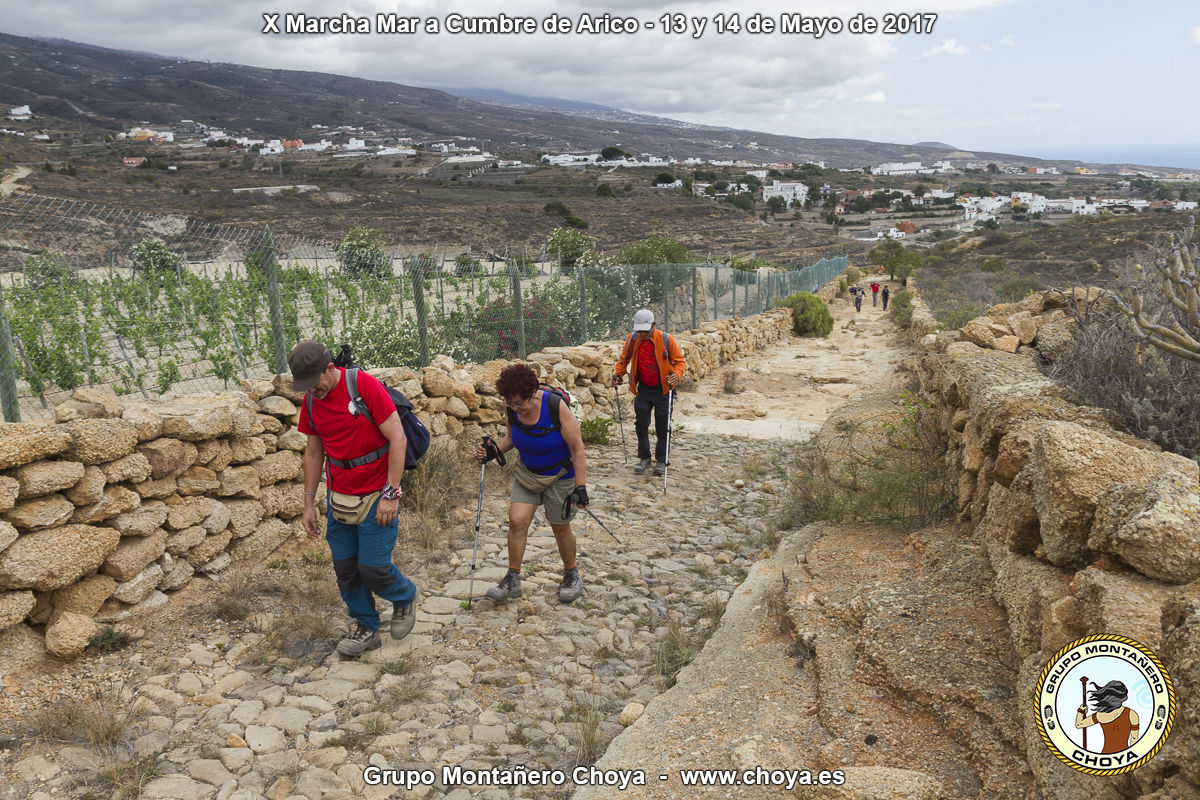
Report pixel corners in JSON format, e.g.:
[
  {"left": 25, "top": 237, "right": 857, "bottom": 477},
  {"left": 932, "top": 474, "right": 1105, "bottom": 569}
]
[{"left": 612, "top": 309, "right": 687, "bottom": 476}]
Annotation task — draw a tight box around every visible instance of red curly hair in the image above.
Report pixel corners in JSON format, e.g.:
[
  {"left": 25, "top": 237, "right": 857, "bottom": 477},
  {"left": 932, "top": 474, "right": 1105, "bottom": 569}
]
[{"left": 495, "top": 363, "right": 539, "bottom": 401}]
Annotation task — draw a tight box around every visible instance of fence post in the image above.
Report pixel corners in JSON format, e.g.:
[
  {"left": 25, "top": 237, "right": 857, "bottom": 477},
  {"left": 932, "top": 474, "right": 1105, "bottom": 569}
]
[
  {"left": 691, "top": 264, "right": 698, "bottom": 331},
  {"left": 511, "top": 262, "right": 527, "bottom": 359},
  {"left": 576, "top": 260, "right": 588, "bottom": 344},
  {"left": 0, "top": 292, "right": 21, "bottom": 422},
  {"left": 410, "top": 256, "right": 431, "bottom": 367},
  {"left": 262, "top": 226, "right": 288, "bottom": 373},
  {"left": 625, "top": 263, "right": 633, "bottom": 317},
  {"left": 662, "top": 265, "right": 670, "bottom": 334}
]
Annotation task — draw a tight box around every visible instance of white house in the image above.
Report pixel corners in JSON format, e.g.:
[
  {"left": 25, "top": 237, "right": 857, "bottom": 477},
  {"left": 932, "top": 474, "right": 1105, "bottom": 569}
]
[
  {"left": 872, "top": 161, "right": 923, "bottom": 176},
  {"left": 762, "top": 180, "right": 809, "bottom": 208},
  {"left": 745, "top": 170, "right": 769, "bottom": 180},
  {"left": 8, "top": 105, "right": 32, "bottom": 120},
  {"left": 542, "top": 154, "right": 600, "bottom": 166},
  {"left": 1175, "top": 200, "right": 1199, "bottom": 211},
  {"left": 344, "top": 138, "right": 367, "bottom": 151}
]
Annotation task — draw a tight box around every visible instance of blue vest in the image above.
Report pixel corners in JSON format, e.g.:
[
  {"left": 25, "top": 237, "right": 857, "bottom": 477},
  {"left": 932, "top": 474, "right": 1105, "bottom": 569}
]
[{"left": 510, "top": 393, "right": 575, "bottom": 479}]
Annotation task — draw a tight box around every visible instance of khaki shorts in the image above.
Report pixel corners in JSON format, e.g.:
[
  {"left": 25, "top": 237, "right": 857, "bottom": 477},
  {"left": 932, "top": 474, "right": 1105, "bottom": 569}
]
[{"left": 510, "top": 475, "right": 578, "bottom": 526}]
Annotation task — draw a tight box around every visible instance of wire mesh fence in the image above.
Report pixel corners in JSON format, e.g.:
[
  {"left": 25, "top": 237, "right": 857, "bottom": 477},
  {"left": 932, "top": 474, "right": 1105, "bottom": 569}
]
[{"left": 0, "top": 192, "right": 846, "bottom": 422}]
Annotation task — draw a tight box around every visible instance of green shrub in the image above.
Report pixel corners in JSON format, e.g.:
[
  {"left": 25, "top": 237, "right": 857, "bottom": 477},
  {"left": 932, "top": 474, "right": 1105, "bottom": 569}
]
[
  {"left": 1011, "top": 237, "right": 1038, "bottom": 256},
  {"left": 579, "top": 417, "right": 611, "bottom": 445},
  {"left": 995, "top": 276, "right": 1046, "bottom": 300},
  {"left": 130, "top": 237, "right": 182, "bottom": 275},
  {"left": 775, "top": 292, "right": 833, "bottom": 337},
  {"left": 845, "top": 267, "right": 865, "bottom": 282},
  {"left": 22, "top": 252, "right": 78, "bottom": 290},
  {"left": 335, "top": 227, "right": 391, "bottom": 278},
  {"left": 979, "top": 258, "right": 1005, "bottom": 273},
  {"left": 837, "top": 278, "right": 848, "bottom": 297},
  {"left": 890, "top": 290, "right": 915, "bottom": 329},
  {"left": 936, "top": 305, "right": 986, "bottom": 331}
]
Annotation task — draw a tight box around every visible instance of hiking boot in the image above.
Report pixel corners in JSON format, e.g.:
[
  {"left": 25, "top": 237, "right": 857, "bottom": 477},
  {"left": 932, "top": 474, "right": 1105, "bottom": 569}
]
[
  {"left": 485, "top": 570, "right": 523, "bottom": 601},
  {"left": 390, "top": 585, "right": 418, "bottom": 641},
  {"left": 633, "top": 458, "right": 652, "bottom": 474},
  {"left": 558, "top": 568, "right": 583, "bottom": 603},
  {"left": 336, "top": 622, "right": 381, "bottom": 657},
  {"left": 653, "top": 462, "right": 667, "bottom": 477}
]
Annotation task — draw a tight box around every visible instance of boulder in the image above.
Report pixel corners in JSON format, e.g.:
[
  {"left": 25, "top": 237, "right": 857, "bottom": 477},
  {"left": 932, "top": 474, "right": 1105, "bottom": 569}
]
[
  {"left": 11, "top": 461, "right": 86, "bottom": 499},
  {"left": 0, "top": 590, "right": 35, "bottom": 630},
  {"left": 228, "top": 517, "right": 292, "bottom": 561},
  {"left": 111, "top": 564, "right": 165, "bottom": 604},
  {"left": 119, "top": 405, "right": 165, "bottom": 441},
  {"left": 0, "top": 525, "right": 120, "bottom": 590},
  {"left": 71, "top": 486, "right": 141, "bottom": 525},
  {"left": 102, "top": 531, "right": 168, "bottom": 582},
  {"left": 253, "top": 451, "right": 301, "bottom": 486},
  {"left": 1072, "top": 566, "right": 1177, "bottom": 650},
  {"left": 272, "top": 373, "right": 305, "bottom": 403},
  {"left": 195, "top": 438, "right": 233, "bottom": 472},
  {"left": 0, "top": 423, "right": 72, "bottom": 471},
  {"left": 229, "top": 437, "right": 268, "bottom": 465},
  {"left": 217, "top": 467, "right": 261, "bottom": 499},
  {"left": 166, "top": 526, "right": 206, "bottom": 555},
  {"left": 176, "top": 466, "right": 220, "bottom": 496},
  {"left": 99, "top": 453, "right": 152, "bottom": 484},
  {"left": 50, "top": 574, "right": 117, "bottom": 623},
  {"left": 224, "top": 500, "right": 267, "bottom": 538},
  {"left": 1029, "top": 421, "right": 1180, "bottom": 569},
  {"left": 137, "top": 438, "right": 198, "bottom": 480},
  {"left": 45, "top": 612, "right": 97, "bottom": 660},
  {"left": 258, "top": 396, "right": 298, "bottom": 420},
  {"left": 1091, "top": 470, "right": 1200, "bottom": 583},
  {"left": 185, "top": 529, "right": 233, "bottom": 567},
  {"left": 0, "top": 520, "right": 15, "bottom": 553},
  {"left": 64, "top": 419, "right": 140, "bottom": 465},
  {"left": 0, "top": 476, "right": 17, "bottom": 511},
  {"left": 107, "top": 501, "right": 169, "bottom": 536},
  {"left": 166, "top": 496, "right": 215, "bottom": 530},
  {"left": 157, "top": 396, "right": 236, "bottom": 441},
  {"left": 276, "top": 429, "right": 307, "bottom": 452},
  {"left": 54, "top": 387, "right": 124, "bottom": 422},
  {"left": 421, "top": 367, "right": 456, "bottom": 398},
  {"left": 4, "top": 494, "right": 74, "bottom": 530},
  {"left": 158, "top": 558, "right": 195, "bottom": 592}
]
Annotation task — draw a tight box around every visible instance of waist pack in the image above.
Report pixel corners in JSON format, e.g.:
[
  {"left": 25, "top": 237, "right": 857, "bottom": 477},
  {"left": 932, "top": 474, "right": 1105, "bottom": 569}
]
[
  {"left": 513, "top": 459, "right": 569, "bottom": 493},
  {"left": 305, "top": 367, "right": 430, "bottom": 470},
  {"left": 328, "top": 490, "right": 380, "bottom": 525}
]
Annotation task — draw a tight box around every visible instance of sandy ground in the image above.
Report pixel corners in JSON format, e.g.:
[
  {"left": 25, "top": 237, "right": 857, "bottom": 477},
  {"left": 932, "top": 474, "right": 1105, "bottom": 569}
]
[
  {"left": 670, "top": 284, "right": 906, "bottom": 441},
  {"left": 0, "top": 165, "right": 31, "bottom": 196}
]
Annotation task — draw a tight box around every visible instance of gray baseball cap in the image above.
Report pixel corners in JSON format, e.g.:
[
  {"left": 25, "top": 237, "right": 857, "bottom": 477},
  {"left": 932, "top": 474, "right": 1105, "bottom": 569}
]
[{"left": 633, "top": 309, "right": 654, "bottom": 331}]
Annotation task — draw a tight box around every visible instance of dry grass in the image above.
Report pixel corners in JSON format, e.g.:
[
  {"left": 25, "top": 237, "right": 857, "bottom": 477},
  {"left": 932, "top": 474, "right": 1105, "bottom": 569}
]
[
  {"left": 399, "top": 439, "right": 474, "bottom": 554},
  {"left": 722, "top": 370, "right": 742, "bottom": 394},
  {"left": 210, "top": 565, "right": 287, "bottom": 622},
  {"left": 26, "top": 682, "right": 150, "bottom": 748},
  {"left": 654, "top": 620, "right": 701, "bottom": 688},
  {"left": 93, "top": 751, "right": 162, "bottom": 800},
  {"left": 244, "top": 565, "right": 343, "bottom": 665},
  {"left": 568, "top": 691, "right": 605, "bottom": 767}
]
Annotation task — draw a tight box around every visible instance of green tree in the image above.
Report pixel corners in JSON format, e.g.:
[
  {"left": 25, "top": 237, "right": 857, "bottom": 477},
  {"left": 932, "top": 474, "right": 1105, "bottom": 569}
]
[
  {"left": 766, "top": 196, "right": 787, "bottom": 215},
  {"left": 596, "top": 183, "right": 614, "bottom": 198},
  {"left": 775, "top": 292, "right": 833, "bottom": 337},
  {"left": 335, "top": 227, "right": 391, "bottom": 278},
  {"left": 601, "top": 146, "right": 629, "bottom": 161},
  {"left": 654, "top": 172, "right": 676, "bottom": 185}
]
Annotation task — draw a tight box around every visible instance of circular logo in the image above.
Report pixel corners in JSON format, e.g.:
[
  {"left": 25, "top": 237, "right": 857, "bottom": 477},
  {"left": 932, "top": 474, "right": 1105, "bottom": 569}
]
[{"left": 1035, "top": 635, "right": 1175, "bottom": 775}]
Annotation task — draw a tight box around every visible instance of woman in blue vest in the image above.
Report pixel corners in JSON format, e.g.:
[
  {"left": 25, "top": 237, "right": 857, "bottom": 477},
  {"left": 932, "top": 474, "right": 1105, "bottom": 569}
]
[{"left": 475, "top": 363, "right": 588, "bottom": 603}]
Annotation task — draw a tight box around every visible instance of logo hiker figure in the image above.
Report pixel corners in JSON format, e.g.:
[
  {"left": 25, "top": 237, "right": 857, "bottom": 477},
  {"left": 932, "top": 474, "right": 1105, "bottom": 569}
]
[
  {"left": 475, "top": 363, "right": 589, "bottom": 604},
  {"left": 612, "top": 309, "right": 687, "bottom": 478},
  {"left": 292, "top": 341, "right": 420, "bottom": 658}
]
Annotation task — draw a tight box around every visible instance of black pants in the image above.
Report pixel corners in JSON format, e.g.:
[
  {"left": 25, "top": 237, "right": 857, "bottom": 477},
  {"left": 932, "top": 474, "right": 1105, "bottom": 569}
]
[
  {"left": 882, "top": 295, "right": 890, "bottom": 310},
  {"left": 854, "top": 296, "right": 862, "bottom": 312},
  {"left": 634, "top": 384, "right": 671, "bottom": 463}
]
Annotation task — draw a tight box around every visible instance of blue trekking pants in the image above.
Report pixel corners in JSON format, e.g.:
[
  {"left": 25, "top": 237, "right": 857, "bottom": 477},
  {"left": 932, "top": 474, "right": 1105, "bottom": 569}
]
[{"left": 325, "top": 495, "right": 416, "bottom": 630}]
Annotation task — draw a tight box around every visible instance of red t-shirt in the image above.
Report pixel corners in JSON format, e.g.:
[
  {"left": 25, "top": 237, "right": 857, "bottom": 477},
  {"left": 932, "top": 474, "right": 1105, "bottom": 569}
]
[
  {"left": 635, "top": 338, "right": 661, "bottom": 389},
  {"left": 297, "top": 368, "right": 394, "bottom": 494}
]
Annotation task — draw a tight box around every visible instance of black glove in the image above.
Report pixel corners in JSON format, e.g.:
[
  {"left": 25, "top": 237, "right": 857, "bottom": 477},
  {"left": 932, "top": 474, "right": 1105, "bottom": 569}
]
[
  {"left": 570, "top": 485, "right": 589, "bottom": 507},
  {"left": 481, "top": 436, "right": 505, "bottom": 465},
  {"left": 611, "top": 374, "right": 621, "bottom": 386}
]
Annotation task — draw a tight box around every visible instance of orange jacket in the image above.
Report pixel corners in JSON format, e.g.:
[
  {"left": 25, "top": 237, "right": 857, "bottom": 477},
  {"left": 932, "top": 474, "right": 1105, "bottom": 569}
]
[{"left": 614, "top": 329, "right": 686, "bottom": 395}]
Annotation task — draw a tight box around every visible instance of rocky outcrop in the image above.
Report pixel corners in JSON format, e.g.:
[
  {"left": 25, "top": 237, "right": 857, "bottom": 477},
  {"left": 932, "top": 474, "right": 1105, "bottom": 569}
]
[{"left": 916, "top": 289, "right": 1200, "bottom": 799}]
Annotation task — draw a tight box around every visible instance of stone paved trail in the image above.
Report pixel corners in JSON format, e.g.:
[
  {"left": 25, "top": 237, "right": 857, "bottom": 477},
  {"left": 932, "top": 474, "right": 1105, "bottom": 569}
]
[{"left": 1, "top": 288, "right": 917, "bottom": 800}]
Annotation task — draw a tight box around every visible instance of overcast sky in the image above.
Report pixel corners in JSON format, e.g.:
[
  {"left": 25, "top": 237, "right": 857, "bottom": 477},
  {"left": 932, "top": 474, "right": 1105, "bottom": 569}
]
[{"left": 3, "top": 0, "right": 1198, "bottom": 164}]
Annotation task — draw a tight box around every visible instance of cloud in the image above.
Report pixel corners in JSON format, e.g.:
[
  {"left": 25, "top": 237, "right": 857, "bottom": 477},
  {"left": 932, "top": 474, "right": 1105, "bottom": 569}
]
[
  {"left": 856, "top": 91, "right": 887, "bottom": 103},
  {"left": 1000, "top": 34, "right": 1016, "bottom": 47},
  {"left": 921, "top": 38, "right": 970, "bottom": 57}
]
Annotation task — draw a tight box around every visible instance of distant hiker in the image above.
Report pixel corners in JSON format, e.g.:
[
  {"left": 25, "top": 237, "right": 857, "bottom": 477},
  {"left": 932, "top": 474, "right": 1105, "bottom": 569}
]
[
  {"left": 612, "top": 309, "right": 687, "bottom": 477},
  {"left": 853, "top": 287, "right": 863, "bottom": 312},
  {"left": 870, "top": 281, "right": 881, "bottom": 306},
  {"left": 475, "top": 363, "right": 588, "bottom": 604},
  {"left": 881, "top": 285, "right": 891, "bottom": 311},
  {"left": 293, "top": 340, "right": 419, "bottom": 658}
]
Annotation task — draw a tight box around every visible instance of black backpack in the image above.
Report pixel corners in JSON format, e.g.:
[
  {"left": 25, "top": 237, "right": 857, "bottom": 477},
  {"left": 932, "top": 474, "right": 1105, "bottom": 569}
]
[
  {"left": 506, "top": 384, "right": 574, "bottom": 435},
  {"left": 304, "top": 363, "right": 430, "bottom": 471}
]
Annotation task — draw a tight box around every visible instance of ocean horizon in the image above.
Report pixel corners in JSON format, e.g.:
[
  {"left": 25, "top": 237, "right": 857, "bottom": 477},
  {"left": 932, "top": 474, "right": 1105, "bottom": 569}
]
[{"left": 1024, "top": 145, "right": 1200, "bottom": 171}]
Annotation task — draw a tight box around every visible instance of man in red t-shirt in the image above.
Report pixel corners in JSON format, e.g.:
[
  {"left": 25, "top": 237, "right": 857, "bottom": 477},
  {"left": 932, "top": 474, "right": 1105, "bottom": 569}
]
[
  {"left": 291, "top": 341, "right": 419, "bottom": 657},
  {"left": 870, "top": 282, "right": 880, "bottom": 306},
  {"left": 612, "top": 309, "right": 686, "bottom": 477}
]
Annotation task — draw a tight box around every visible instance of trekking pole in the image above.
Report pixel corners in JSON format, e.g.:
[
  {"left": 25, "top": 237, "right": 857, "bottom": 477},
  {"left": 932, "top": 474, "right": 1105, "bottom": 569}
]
[
  {"left": 563, "top": 494, "right": 622, "bottom": 545},
  {"left": 467, "top": 437, "right": 505, "bottom": 609},
  {"left": 663, "top": 388, "right": 675, "bottom": 494},
  {"left": 613, "top": 385, "right": 628, "bottom": 464},
  {"left": 1080, "top": 676, "right": 1089, "bottom": 752}
]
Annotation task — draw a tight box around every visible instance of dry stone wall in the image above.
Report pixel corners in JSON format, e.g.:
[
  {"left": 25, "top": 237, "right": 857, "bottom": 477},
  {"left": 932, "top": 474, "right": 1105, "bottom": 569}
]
[
  {"left": 916, "top": 289, "right": 1200, "bottom": 798},
  {"left": 0, "top": 309, "right": 793, "bottom": 660}
]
